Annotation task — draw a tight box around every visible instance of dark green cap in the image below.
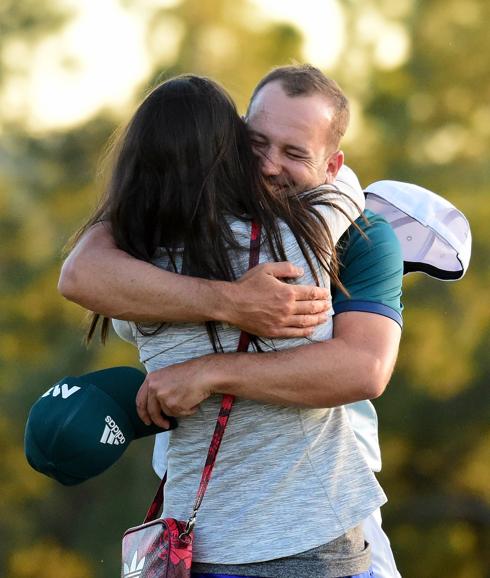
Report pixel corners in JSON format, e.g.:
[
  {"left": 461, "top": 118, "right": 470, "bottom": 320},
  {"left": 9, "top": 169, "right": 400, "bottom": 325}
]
[{"left": 24, "top": 366, "right": 177, "bottom": 485}]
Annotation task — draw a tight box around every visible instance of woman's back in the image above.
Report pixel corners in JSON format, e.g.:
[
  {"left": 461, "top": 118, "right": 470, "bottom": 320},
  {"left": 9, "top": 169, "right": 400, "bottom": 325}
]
[
  {"left": 114, "top": 184, "right": 386, "bottom": 564},
  {"left": 85, "top": 73, "right": 383, "bottom": 568}
]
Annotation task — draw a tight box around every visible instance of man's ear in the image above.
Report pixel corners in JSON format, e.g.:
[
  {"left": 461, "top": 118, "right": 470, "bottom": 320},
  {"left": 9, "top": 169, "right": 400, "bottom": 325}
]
[{"left": 325, "top": 150, "right": 344, "bottom": 183}]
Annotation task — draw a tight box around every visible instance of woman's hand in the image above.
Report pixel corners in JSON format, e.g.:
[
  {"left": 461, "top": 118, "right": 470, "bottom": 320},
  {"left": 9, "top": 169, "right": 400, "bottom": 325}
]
[{"left": 136, "top": 357, "right": 215, "bottom": 427}]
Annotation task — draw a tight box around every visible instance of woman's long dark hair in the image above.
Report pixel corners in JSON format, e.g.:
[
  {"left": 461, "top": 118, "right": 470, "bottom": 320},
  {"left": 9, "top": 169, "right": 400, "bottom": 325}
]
[{"left": 70, "top": 75, "right": 359, "bottom": 345}]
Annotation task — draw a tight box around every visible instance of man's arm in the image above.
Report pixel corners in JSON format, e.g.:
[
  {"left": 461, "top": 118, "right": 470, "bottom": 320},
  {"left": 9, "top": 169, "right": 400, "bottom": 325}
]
[
  {"left": 136, "top": 311, "right": 400, "bottom": 426},
  {"left": 58, "top": 222, "right": 329, "bottom": 337},
  {"left": 215, "top": 311, "right": 400, "bottom": 405},
  {"left": 136, "top": 210, "right": 404, "bottom": 427}
]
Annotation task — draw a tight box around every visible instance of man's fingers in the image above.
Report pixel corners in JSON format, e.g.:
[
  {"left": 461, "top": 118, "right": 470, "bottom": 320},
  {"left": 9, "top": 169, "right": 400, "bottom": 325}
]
[
  {"left": 292, "top": 299, "right": 330, "bottom": 316},
  {"left": 268, "top": 326, "right": 316, "bottom": 339},
  {"left": 259, "top": 264, "right": 330, "bottom": 305},
  {"left": 264, "top": 312, "right": 330, "bottom": 337},
  {"left": 286, "top": 313, "right": 329, "bottom": 329},
  {"left": 291, "top": 284, "right": 330, "bottom": 301},
  {"left": 160, "top": 416, "right": 171, "bottom": 429},
  {"left": 156, "top": 415, "right": 171, "bottom": 429},
  {"left": 271, "top": 313, "right": 328, "bottom": 328},
  {"left": 136, "top": 381, "right": 151, "bottom": 426},
  {"left": 261, "top": 261, "right": 305, "bottom": 279},
  {"left": 147, "top": 396, "right": 171, "bottom": 429},
  {"left": 179, "top": 405, "right": 199, "bottom": 417}
]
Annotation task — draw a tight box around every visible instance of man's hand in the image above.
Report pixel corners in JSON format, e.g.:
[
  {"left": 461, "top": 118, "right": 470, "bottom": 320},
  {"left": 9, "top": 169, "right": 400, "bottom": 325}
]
[
  {"left": 136, "top": 357, "right": 214, "bottom": 427},
  {"left": 59, "top": 223, "right": 330, "bottom": 336},
  {"left": 221, "top": 262, "right": 330, "bottom": 338},
  {"left": 135, "top": 308, "right": 402, "bottom": 423}
]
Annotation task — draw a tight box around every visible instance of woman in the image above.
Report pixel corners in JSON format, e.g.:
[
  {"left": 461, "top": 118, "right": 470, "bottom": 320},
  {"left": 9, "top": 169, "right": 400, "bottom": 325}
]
[{"left": 78, "top": 74, "right": 383, "bottom": 578}]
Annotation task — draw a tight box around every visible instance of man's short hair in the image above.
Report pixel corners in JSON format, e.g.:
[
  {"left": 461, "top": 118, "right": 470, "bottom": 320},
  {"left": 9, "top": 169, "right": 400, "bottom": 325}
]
[{"left": 249, "top": 64, "right": 350, "bottom": 147}]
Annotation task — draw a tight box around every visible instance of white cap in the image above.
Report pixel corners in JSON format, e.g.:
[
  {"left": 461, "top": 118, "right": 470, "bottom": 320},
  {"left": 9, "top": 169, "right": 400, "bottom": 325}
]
[{"left": 365, "top": 180, "right": 472, "bottom": 280}]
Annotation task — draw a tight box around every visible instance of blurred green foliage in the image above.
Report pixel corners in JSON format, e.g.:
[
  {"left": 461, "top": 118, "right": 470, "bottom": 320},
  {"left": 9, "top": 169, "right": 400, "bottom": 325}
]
[{"left": 1, "top": 0, "right": 489, "bottom": 577}]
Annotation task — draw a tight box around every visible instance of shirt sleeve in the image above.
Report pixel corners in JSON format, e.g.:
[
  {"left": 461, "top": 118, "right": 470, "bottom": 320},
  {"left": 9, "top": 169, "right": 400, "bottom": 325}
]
[{"left": 333, "top": 210, "right": 404, "bottom": 327}]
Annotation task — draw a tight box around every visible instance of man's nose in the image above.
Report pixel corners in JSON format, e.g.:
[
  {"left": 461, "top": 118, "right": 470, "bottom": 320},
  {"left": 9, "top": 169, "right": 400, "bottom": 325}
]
[{"left": 260, "top": 151, "right": 282, "bottom": 177}]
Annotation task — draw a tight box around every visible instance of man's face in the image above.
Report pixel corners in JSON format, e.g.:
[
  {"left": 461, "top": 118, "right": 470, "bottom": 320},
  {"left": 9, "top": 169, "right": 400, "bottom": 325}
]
[{"left": 246, "top": 81, "right": 344, "bottom": 191}]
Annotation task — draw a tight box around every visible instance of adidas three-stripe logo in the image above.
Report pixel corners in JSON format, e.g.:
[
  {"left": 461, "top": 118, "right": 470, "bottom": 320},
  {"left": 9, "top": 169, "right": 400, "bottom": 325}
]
[{"left": 100, "top": 415, "right": 126, "bottom": 445}]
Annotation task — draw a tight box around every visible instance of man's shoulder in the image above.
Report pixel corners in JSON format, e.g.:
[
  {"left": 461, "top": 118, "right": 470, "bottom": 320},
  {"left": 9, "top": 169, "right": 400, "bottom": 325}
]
[
  {"left": 334, "top": 209, "right": 404, "bottom": 324},
  {"left": 341, "top": 209, "right": 402, "bottom": 264},
  {"left": 352, "top": 208, "right": 396, "bottom": 238}
]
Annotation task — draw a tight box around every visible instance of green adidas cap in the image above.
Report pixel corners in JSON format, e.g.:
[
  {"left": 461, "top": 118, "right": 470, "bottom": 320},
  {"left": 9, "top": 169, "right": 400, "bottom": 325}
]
[{"left": 24, "top": 366, "right": 177, "bottom": 486}]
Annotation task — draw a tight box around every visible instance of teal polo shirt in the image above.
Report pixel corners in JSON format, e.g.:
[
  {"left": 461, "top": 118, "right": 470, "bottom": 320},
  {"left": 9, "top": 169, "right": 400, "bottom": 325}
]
[{"left": 333, "top": 209, "right": 403, "bottom": 327}]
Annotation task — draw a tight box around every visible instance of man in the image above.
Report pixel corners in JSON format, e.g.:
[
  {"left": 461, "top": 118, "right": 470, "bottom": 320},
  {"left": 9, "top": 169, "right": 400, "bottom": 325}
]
[{"left": 60, "top": 65, "right": 402, "bottom": 577}]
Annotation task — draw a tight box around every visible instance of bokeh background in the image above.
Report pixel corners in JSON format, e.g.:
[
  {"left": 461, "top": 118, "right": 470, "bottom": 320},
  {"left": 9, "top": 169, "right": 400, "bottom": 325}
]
[{"left": 1, "top": 0, "right": 489, "bottom": 576}]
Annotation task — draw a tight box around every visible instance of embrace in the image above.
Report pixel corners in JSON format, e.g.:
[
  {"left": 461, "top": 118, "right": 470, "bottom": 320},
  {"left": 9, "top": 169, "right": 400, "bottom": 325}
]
[{"left": 59, "top": 64, "right": 455, "bottom": 578}]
